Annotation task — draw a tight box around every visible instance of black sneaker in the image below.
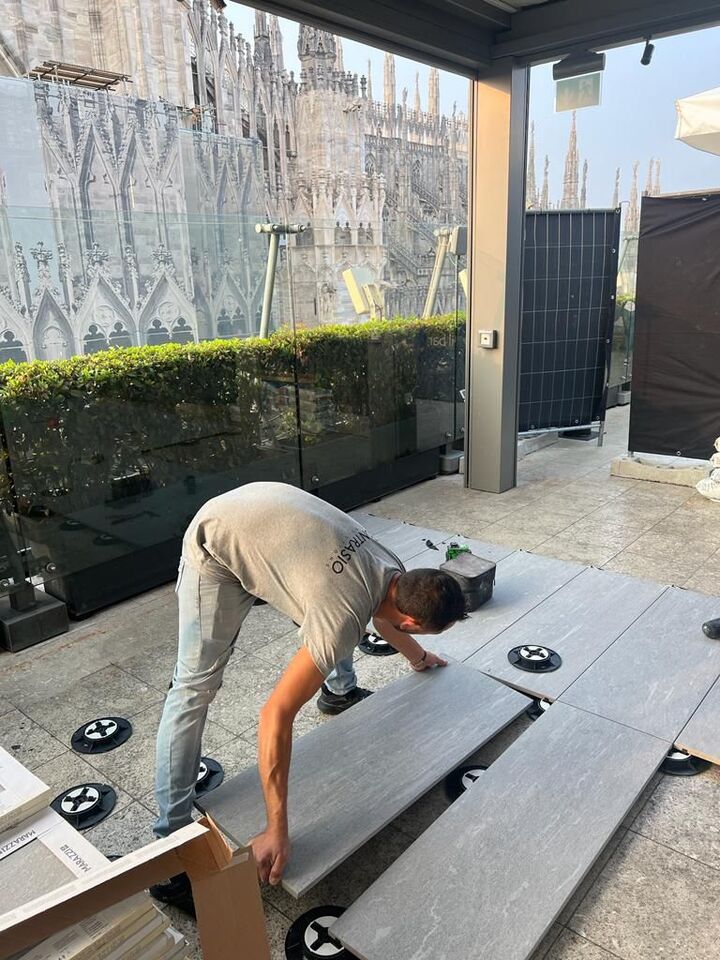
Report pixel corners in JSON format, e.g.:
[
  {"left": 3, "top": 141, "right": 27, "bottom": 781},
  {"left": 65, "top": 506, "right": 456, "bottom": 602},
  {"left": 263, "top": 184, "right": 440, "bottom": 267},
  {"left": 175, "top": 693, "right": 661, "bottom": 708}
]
[
  {"left": 149, "top": 873, "right": 195, "bottom": 917},
  {"left": 316, "top": 684, "right": 374, "bottom": 715}
]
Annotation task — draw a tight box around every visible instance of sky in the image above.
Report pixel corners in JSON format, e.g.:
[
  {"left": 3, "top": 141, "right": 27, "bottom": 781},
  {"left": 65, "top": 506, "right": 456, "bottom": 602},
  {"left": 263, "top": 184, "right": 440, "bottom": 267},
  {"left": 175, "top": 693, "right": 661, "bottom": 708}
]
[{"left": 226, "top": 4, "right": 720, "bottom": 208}]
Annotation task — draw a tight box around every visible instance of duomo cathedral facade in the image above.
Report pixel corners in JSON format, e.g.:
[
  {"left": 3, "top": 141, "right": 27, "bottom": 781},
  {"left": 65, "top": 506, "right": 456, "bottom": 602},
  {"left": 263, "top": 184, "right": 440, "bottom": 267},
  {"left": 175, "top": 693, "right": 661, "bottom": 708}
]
[{"left": 0, "top": 0, "right": 469, "bottom": 361}]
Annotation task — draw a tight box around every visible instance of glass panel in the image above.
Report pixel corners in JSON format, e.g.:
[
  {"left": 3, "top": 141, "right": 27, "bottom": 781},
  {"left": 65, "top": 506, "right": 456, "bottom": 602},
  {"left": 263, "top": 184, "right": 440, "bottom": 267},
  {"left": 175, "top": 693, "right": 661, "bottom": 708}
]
[
  {"left": 0, "top": 73, "right": 301, "bottom": 594},
  {"left": 609, "top": 234, "right": 638, "bottom": 391}
]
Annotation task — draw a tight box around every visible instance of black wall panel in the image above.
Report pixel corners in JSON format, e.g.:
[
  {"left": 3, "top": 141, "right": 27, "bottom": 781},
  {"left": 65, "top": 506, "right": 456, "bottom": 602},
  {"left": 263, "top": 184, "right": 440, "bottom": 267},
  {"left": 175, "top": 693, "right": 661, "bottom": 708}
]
[{"left": 629, "top": 192, "right": 720, "bottom": 459}]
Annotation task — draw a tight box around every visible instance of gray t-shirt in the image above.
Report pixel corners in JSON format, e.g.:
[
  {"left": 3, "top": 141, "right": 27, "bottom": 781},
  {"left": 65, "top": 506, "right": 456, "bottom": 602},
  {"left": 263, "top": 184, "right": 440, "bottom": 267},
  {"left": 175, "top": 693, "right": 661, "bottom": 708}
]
[{"left": 183, "top": 482, "right": 404, "bottom": 675}]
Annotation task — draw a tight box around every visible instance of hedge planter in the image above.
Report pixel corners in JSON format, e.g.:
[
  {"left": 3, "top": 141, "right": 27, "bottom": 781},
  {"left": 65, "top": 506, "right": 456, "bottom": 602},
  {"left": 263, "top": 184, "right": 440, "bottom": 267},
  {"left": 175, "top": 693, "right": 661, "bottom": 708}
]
[{"left": 0, "top": 314, "right": 464, "bottom": 616}]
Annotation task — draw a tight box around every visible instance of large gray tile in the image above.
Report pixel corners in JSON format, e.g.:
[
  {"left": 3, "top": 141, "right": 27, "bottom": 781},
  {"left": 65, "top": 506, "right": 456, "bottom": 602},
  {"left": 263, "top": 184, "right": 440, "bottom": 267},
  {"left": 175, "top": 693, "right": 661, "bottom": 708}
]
[
  {"left": 207, "top": 655, "right": 285, "bottom": 736},
  {"left": 262, "top": 823, "right": 414, "bottom": 921},
  {"left": 561, "top": 586, "right": 720, "bottom": 741},
  {"left": 239, "top": 697, "right": 330, "bottom": 749},
  {"left": 374, "top": 522, "right": 455, "bottom": 561},
  {"left": 544, "top": 930, "right": 622, "bottom": 959},
  {"left": 630, "top": 765, "right": 720, "bottom": 871},
  {"left": 468, "top": 568, "right": 666, "bottom": 700},
  {"left": 20, "top": 665, "right": 165, "bottom": 745},
  {"left": 423, "top": 550, "right": 584, "bottom": 662},
  {"left": 558, "top": 827, "right": 628, "bottom": 925},
  {"left": 199, "top": 663, "right": 529, "bottom": 897},
  {"left": 233, "top": 605, "right": 298, "bottom": 657},
  {"left": 85, "top": 799, "right": 157, "bottom": 857},
  {"left": 391, "top": 780, "right": 452, "bottom": 841},
  {"left": 352, "top": 652, "right": 412, "bottom": 691},
  {"left": 602, "top": 550, "right": 702, "bottom": 585},
  {"left": 86, "top": 702, "right": 236, "bottom": 801},
  {"left": 253, "top": 627, "right": 302, "bottom": 670},
  {"left": 349, "top": 512, "right": 404, "bottom": 537},
  {"left": 116, "top": 637, "right": 181, "bottom": 692},
  {"left": 676, "top": 675, "right": 720, "bottom": 765},
  {"left": 0, "top": 709, "right": 66, "bottom": 770},
  {"left": 332, "top": 703, "right": 668, "bottom": 960},
  {"left": 32, "top": 749, "right": 135, "bottom": 813},
  {"left": 528, "top": 924, "right": 564, "bottom": 960},
  {"left": 569, "top": 831, "right": 720, "bottom": 960}
]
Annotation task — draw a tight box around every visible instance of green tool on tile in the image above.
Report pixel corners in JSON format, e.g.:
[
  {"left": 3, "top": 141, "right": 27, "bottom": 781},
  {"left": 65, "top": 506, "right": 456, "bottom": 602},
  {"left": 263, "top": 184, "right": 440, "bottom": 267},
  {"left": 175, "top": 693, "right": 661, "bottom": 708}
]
[{"left": 445, "top": 542, "right": 471, "bottom": 561}]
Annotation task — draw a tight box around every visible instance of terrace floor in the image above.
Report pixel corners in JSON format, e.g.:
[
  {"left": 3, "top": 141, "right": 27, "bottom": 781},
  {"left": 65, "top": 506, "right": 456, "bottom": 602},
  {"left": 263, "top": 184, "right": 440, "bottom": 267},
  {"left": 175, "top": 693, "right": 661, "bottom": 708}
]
[{"left": 1, "top": 404, "right": 719, "bottom": 960}]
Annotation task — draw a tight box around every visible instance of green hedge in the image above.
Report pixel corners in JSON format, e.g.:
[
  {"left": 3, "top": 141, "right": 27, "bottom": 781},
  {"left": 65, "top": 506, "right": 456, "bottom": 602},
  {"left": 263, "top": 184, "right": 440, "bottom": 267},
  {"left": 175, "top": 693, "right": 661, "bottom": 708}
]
[{"left": 0, "top": 314, "right": 465, "bottom": 510}]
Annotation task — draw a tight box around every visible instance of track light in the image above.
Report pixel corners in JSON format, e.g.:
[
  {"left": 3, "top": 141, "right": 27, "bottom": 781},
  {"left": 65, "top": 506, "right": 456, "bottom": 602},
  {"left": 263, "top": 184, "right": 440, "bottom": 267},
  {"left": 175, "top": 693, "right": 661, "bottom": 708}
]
[{"left": 641, "top": 39, "right": 655, "bottom": 66}]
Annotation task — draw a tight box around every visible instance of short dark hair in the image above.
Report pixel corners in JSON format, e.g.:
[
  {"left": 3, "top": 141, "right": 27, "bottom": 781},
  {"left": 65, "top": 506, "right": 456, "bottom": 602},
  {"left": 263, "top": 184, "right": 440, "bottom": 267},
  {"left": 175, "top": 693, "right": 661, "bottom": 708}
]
[{"left": 394, "top": 568, "right": 468, "bottom": 630}]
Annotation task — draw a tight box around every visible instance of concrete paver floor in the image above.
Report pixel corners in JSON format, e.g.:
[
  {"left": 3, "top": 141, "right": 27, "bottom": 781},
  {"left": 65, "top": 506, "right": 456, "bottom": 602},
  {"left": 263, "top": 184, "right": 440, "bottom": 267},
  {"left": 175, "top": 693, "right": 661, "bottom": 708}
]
[{"left": 1, "top": 404, "right": 719, "bottom": 959}]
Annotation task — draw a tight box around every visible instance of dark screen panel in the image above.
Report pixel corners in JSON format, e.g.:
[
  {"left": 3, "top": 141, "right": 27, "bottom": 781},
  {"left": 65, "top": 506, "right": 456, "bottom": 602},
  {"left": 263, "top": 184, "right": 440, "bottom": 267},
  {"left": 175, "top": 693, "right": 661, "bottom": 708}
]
[
  {"left": 519, "top": 209, "right": 621, "bottom": 432},
  {"left": 628, "top": 192, "right": 720, "bottom": 459}
]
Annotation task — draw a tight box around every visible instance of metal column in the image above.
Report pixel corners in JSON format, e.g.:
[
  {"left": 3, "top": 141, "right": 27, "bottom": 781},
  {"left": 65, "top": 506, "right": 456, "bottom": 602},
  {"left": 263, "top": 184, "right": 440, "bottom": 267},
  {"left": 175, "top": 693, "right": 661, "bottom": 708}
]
[{"left": 465, "top": 61, "right": 529, "bottom": 493}]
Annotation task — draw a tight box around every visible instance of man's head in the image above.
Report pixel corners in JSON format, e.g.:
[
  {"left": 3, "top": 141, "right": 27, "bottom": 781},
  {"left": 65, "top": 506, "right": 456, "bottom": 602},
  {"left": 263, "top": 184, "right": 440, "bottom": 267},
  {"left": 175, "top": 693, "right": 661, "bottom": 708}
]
[{"left": 383, "top": 568, "right": 468, "bottom": 634}]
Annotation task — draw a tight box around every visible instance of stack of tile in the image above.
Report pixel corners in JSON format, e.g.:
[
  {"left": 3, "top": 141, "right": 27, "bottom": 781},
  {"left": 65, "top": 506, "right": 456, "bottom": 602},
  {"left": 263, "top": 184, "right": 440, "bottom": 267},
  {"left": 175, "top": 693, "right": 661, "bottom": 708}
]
[
  {"left": 0, "top": 748, "right": 191, "bottom": 960},
  {"left": 0, "top": 746, "right": 52, "bottom": 833}
]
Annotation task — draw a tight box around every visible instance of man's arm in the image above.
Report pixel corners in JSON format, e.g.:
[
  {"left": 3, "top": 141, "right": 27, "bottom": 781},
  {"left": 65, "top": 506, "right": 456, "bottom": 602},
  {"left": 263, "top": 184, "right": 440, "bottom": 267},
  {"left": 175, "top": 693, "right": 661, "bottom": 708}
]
[
  {"left": 372, "top": 616, "right": 448, "bottom": 670},
  {"left": 251, "top": 647, "right": 324, "bottom": 885}
]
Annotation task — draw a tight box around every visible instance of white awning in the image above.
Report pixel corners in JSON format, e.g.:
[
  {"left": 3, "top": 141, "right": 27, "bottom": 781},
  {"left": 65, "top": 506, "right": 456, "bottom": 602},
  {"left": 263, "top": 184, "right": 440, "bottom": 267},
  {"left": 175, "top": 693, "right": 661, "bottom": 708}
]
[{"left": 676, "top": 87, "right": 720, "bottom": 157}]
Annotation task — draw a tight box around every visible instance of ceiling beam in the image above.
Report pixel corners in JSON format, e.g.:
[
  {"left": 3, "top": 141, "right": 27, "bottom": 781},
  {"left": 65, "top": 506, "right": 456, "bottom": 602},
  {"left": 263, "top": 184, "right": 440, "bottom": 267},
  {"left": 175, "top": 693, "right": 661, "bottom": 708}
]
[
  {"left": 424, "top": 0, "right": 511, "bottom": 29},
  {"left": 230, "top": 0, "right": 492, "bottom": 74},
  {"left": 491, "top": 0, "right": 720, "bottom": 61}
]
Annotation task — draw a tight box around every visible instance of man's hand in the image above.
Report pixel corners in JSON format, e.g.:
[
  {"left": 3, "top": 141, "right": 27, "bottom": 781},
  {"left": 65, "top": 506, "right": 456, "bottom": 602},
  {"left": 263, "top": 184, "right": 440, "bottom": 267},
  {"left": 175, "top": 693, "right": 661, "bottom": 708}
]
[
  {"left": 410, "top": 650, "right": 448, "bottom": 671},
  {"left": 250, "top": 828, "right": 291, "bottom": 886}
]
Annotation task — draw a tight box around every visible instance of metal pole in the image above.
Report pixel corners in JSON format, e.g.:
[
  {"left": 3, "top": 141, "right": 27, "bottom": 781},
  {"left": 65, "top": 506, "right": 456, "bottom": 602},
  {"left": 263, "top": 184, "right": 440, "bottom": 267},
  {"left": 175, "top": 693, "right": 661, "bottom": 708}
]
[
  {"left": 422, "top": 228, "right": 452, "bottom": 319},
  {"left": 259, "top": 231, "right": 279, "bottom": 339},
  {"left": 255, "top": 223, "right": 306, "bottom": 338}
]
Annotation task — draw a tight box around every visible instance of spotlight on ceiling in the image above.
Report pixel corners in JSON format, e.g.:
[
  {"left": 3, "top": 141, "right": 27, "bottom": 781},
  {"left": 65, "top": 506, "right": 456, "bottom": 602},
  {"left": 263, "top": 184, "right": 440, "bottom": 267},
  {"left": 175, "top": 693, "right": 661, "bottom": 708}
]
[
  {"left": 641, "top": 39, "right": 655, "bottom": 66},
  {"left": 552, "top": 50, "right": 606, "bottom": 82}
]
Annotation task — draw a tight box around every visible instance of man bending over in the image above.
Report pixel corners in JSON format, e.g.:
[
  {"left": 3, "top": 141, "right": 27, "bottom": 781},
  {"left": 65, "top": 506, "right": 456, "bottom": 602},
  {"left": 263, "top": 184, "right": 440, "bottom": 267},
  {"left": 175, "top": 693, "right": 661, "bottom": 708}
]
[{"left": 151, "top": 482, "right": 466, "bottom": 911}]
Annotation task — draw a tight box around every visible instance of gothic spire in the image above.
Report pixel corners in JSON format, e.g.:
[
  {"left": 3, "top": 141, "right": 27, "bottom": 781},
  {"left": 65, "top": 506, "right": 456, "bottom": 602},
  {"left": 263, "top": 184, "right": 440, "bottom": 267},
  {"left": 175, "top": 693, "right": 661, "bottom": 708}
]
[
  {"left": 268, "top": 15, "right": 283, "bottom": 71},
  {"left": 541, "top": 155, "right": 550, "bottom": 209},
  {"left": 580, "top": 159, "right": 588, "bottom": 209},
  {"left": 653, "top": 158, "right": 662, "bottom": 196},
  {"left": 627, "top": 161, "right": 640, "bottom": 233},
  {"left": 612, "top": 167, "right": 620, "bottom": 208},
  {"left": 428, "top": 67, "right": 439, "bottom": 116},
  {"left": 414, "top": 71, "right": 421, "bottom": 113},
  {"left": 366, "top": 59, "right": 373, "bottom": 101},
  {"left": 644, "top": 158, "right": 654, "bottom": 196},
  {"left": 561, "top": 111, "right": 580, "bottom": 208},
  {"left": 526, "top": 122, "right": 538, "bottom": 209},
  {"left": 297, "top": 24, "right": 337, "bottom": 90},
  {"left": 384, "top": 52, "right": 396, "bottom": 106}
]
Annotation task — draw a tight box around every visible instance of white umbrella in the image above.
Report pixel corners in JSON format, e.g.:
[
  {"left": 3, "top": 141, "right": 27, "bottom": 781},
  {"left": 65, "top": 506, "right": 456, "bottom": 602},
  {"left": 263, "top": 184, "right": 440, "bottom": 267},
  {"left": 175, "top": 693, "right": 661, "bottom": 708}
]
[{"left": 675, "top": 86, "right": 720, "bottom": 156}]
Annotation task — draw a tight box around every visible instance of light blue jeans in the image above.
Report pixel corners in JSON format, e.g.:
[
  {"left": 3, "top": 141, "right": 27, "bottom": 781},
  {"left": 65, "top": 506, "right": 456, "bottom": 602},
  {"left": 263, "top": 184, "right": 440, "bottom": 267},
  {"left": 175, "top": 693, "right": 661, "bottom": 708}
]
[{"left": 154, "top": 558, "right": 357, "bottom": 837}]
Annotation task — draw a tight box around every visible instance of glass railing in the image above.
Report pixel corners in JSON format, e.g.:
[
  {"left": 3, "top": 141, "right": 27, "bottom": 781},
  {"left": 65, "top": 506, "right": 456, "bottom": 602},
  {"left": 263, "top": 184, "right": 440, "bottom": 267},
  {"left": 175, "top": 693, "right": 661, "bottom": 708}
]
[{"left": 0, "top": 209, "right": 466, "bottom": 613}]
